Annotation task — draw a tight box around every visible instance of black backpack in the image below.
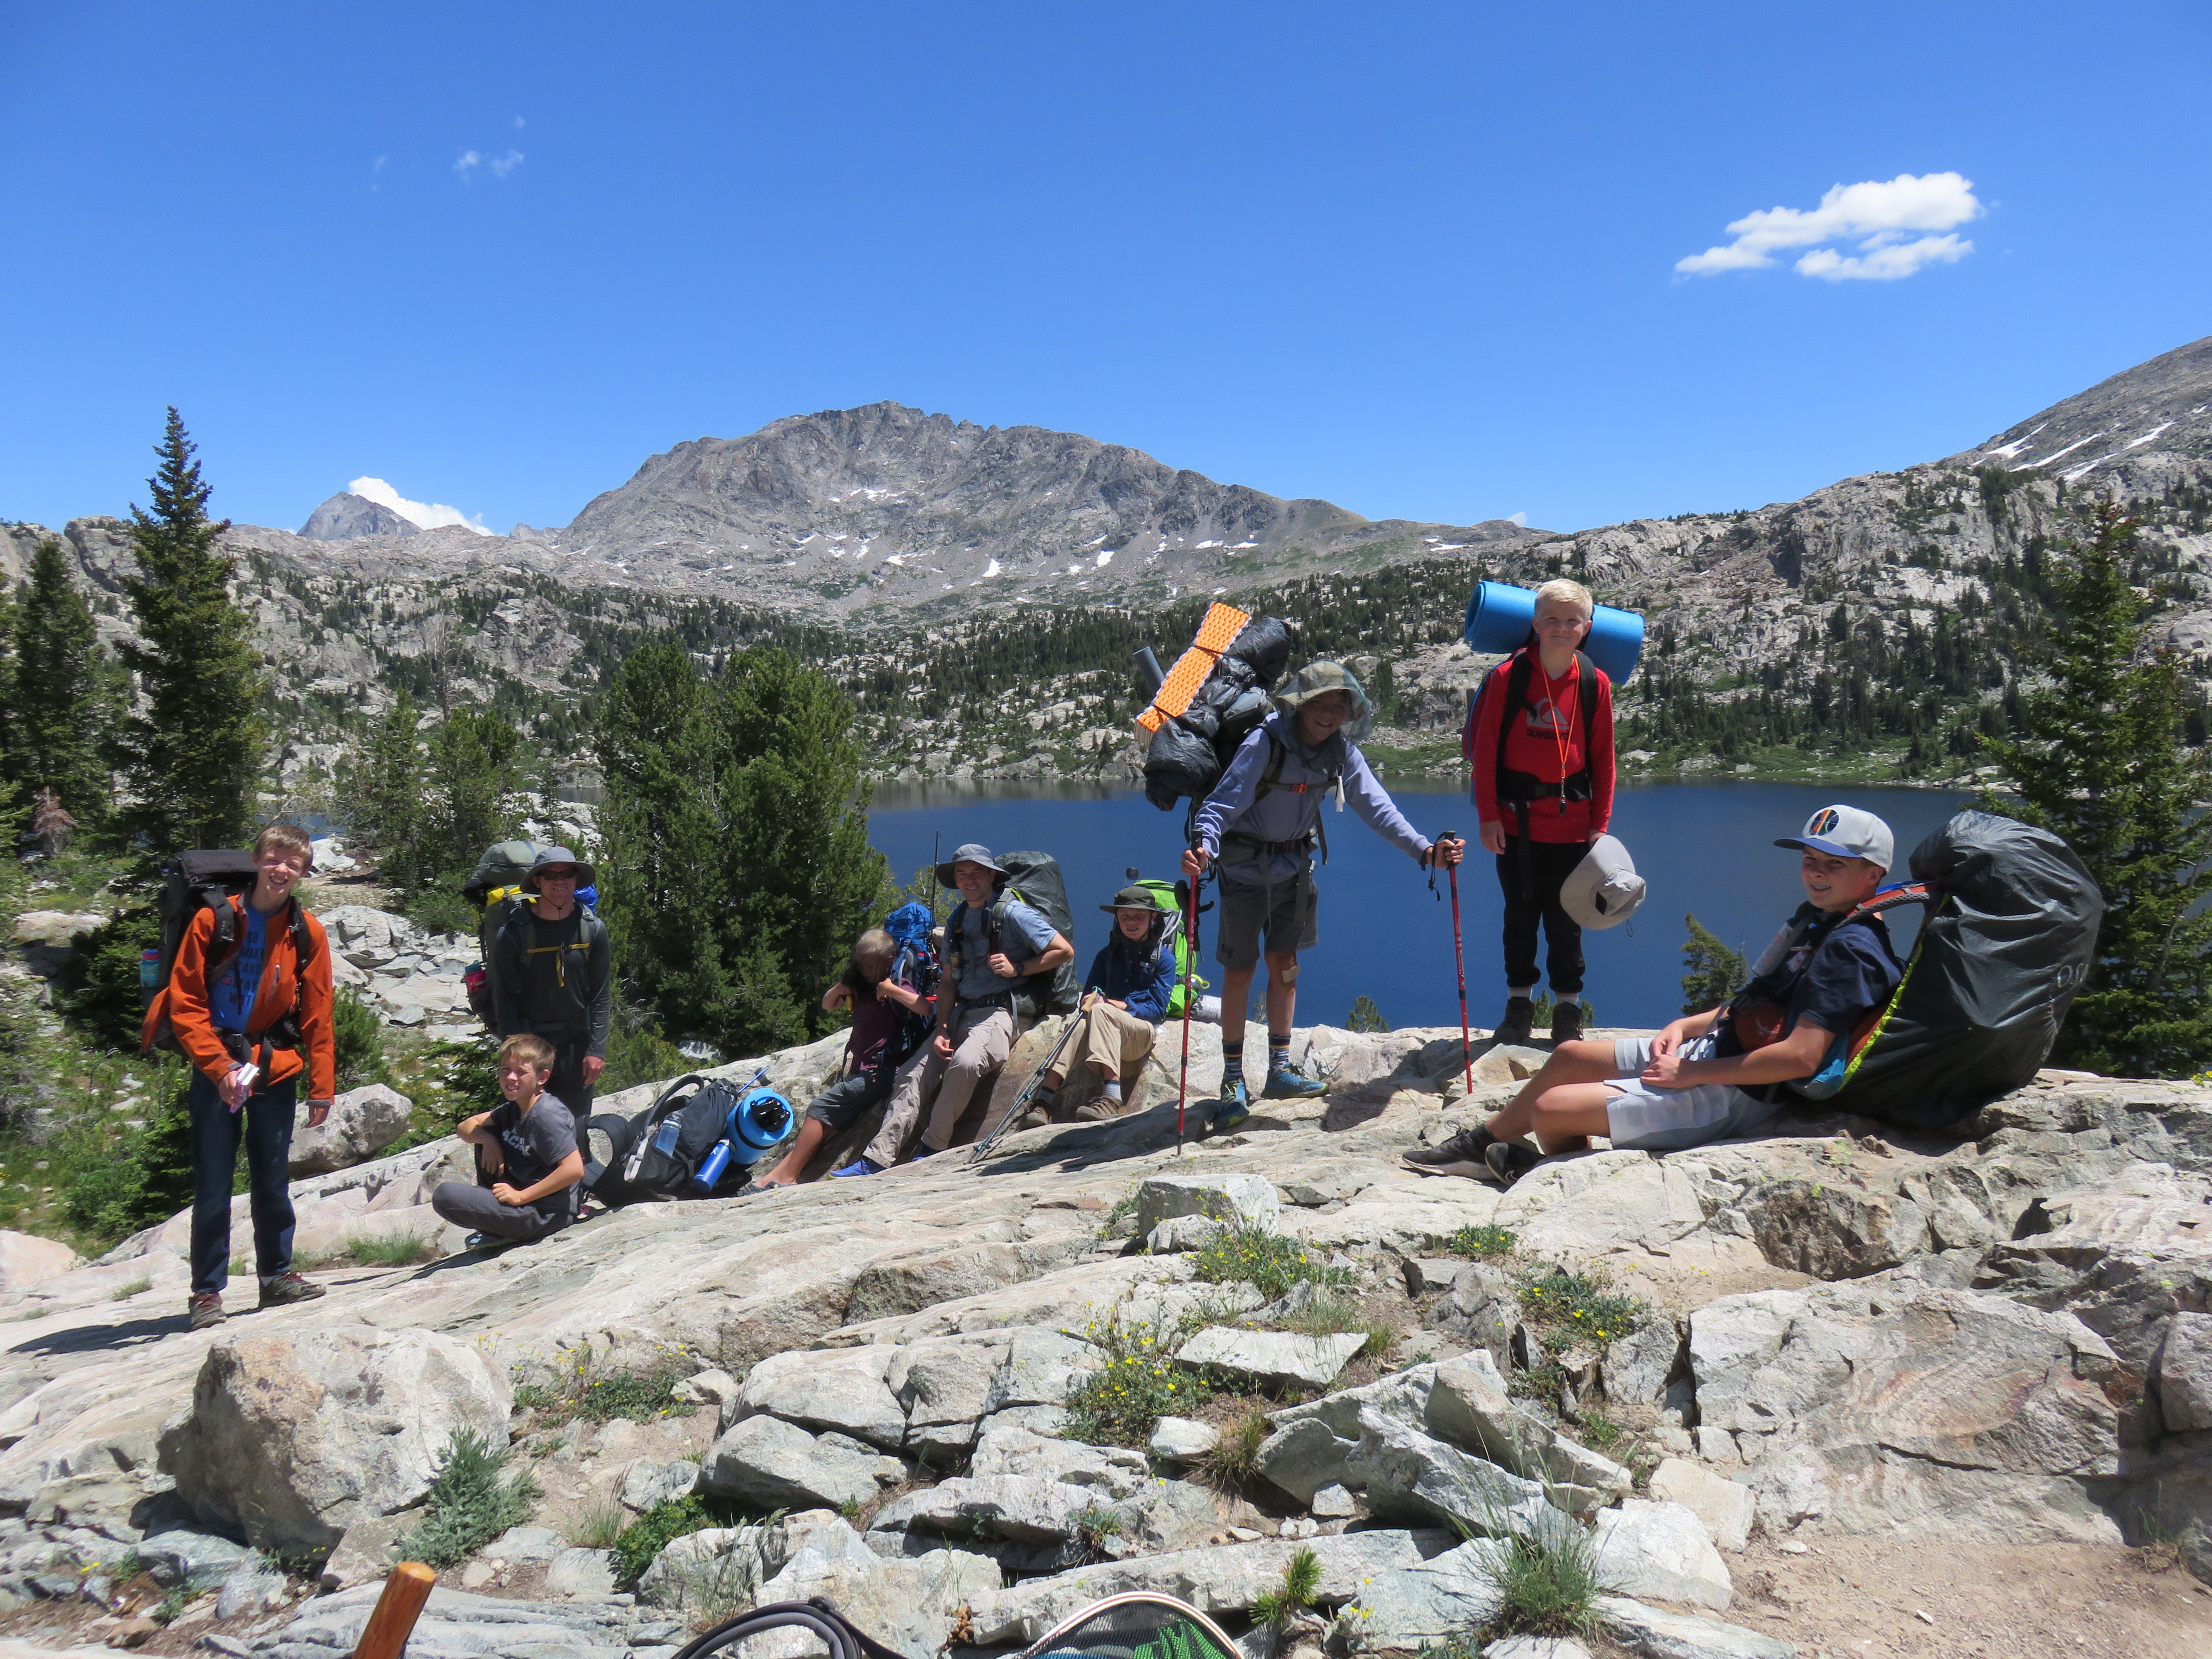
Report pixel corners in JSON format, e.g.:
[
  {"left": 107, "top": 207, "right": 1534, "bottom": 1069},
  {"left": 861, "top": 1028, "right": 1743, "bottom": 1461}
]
[
  {"left": 1141, "top": 613, "right": 1299, "bottom": 810},
  {"left": 141, "top": 849, "right": 317, "bottom": 1055},
  {"left": 956, "top": 851, "right": 1081, "bottom": 1021},
  {"left": 1798, "top": 811, "right": 2104, "bottom": 1129},
  {"left": 593, "top": 1073, "right": 779, "bottom": 1203}
]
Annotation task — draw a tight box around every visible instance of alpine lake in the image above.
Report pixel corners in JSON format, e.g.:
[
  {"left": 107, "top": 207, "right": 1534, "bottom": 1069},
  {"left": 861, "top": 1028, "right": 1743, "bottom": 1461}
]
[{"left": 867, "top": 779, "right": 1973, "bottom": 1034}]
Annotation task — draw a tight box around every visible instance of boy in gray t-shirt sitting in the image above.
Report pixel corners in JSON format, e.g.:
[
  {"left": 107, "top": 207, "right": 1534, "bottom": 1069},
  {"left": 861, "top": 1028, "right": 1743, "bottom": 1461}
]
[{"left": 433, "top": 1033, "right": 586, "bottom": 1248}]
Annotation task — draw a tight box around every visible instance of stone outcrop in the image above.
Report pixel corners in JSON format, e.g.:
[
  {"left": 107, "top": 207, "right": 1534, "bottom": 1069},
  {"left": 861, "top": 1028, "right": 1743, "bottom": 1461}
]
[
  {"left": 285, "top": 1084, "right": 413, "bottom": 1177},
  {"left": 0, "top": 1020, "right": 2205, "bottom": 1657},
  {"left": 157, "top": 1325, "right": 512, "bottom": 1557}
]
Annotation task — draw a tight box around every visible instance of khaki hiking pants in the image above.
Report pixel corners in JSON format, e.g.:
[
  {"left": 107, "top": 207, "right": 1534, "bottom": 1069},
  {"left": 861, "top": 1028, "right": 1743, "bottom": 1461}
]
[
  {"left": 863, "top": 1002, "right": 1018, "bottom": 1166},
  {"left": 1066, "top": 1001, "right": 1157, "bottom": 1111}
]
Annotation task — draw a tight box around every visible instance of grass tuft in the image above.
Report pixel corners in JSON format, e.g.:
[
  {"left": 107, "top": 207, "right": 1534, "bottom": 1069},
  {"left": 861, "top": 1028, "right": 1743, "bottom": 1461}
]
[
  {"left": 1060, "top": 1310, "right": 1216, "bottom": 1447},
  {"left": 1443, "top": 1223, "right": 1517, "bottom": 1260},
  {"left": 1251, "top": 1544, "right": 1323, "bottom": 1626},
  {"left": 1188, "top": 1225, "right": 1353, "bottom": 1301},
  {"left": 346, "top": 1232, "right": 434, "bottom": 1267},
  {"left": 1197, "top": 1409, "right": 1271, "bottom": 1490},
  {"left": 397, "top": 1427, "right": 541, "bottom": 1567},
  {"left": 1516, "top": 1266, "right": 1647, "bottom": 1352},
  {"left": 1486, "top": 1523, "right": 1607, "bottom": 1639},
  {"left": 569, "top": 1495, "right": 628, "bottom": 1549},
  {"left": 110, "top": 1276, "right": 152, "bottom": 1301}
]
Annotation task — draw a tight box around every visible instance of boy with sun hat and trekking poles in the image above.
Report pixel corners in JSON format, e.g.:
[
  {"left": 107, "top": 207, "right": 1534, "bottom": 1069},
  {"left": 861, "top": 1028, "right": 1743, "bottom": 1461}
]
[{"left": 1184, "top": 660, "right": 1463, "bottom": 1130}]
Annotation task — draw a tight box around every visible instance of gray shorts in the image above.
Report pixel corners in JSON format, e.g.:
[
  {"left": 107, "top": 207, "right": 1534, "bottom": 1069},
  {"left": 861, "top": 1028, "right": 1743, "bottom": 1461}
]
[
  {"left": 1601, "top": 1034, "right": 1784, "bottom": 1151},
  {"left": 1216, "top": 873, "right": 1318, "bottom": 969}
]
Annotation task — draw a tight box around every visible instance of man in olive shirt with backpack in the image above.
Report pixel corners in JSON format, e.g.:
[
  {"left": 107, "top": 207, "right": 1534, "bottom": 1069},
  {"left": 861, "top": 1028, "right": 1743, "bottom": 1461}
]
[{"left": 490, "top": 847, "right": 611, "bottom": 1138}]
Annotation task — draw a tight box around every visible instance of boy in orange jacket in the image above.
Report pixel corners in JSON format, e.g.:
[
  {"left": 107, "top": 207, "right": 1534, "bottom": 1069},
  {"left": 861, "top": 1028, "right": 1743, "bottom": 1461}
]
[{"left": 146, "top": 823, "right": 336, "bottom": 1330}]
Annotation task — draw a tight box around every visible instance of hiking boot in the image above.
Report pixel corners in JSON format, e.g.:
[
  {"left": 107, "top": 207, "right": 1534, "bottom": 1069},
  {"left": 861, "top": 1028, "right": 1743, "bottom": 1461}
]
[
  {"left": 1261, "top": 1063, "right": 1327, "bottom": 1099},
  {"left": 257, "top": 1271, "right": 326, "bottom": 1309},
  {"left": 830, "top": 1157, "right": 885, "bottom": 1179},
  {"left": 1491, "top": 997, "right": 1537, "bottom": 1045},
  {"left": 1549, "top": 1001, "right": 1585, "bottom": 1043},
  {"left": 187, "top": 1293, "right": 224, "bottom": 1331},
  {"left": 1401, "top": 1126, "right": 1498, "bottom": 1179},
  {"left": 1212, "top": 1077, "right": 1250, "bottom": 1132},
  {"left": 1483, "top": 1141, "right": 1543, "bottom": 1187}
]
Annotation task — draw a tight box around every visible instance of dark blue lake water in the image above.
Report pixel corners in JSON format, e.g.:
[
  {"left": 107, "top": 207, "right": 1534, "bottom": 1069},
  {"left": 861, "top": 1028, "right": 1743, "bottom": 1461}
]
[{"left": 867, "top": 780, "right": 1973, "bottom": 1033}]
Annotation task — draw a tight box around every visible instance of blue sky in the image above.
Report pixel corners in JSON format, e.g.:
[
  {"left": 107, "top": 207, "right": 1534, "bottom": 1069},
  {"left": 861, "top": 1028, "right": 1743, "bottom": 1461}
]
[{"left": 2, "top": 2, "right": 2206, "bottom": 539}]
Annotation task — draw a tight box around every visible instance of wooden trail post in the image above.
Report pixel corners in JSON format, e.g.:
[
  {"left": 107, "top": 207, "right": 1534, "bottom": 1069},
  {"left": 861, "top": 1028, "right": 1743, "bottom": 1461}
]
[{"left": 351, "top": 1561, "right": 435, "bottom": 1659}]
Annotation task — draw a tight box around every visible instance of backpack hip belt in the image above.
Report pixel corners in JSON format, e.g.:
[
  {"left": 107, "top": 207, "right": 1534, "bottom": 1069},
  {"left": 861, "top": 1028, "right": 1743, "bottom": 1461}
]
[{"left": 1223, "top": 828, "right": 1317, "bottom": 861}]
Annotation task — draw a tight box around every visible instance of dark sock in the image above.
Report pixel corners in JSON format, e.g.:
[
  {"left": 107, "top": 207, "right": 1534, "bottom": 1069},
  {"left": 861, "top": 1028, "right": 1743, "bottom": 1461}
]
[
  {"left": 1269, "top": 1033, "right": 1291, "bottom": 1074},
  {"left": 1221, "top": 1040, "right": 1245, "bottom": 1084}
]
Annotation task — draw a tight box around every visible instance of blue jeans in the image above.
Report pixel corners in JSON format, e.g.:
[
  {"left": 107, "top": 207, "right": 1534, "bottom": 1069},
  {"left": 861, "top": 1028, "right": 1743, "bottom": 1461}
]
[{"left": 189, "top": 1070, "right": 299, "bottom": 1297}]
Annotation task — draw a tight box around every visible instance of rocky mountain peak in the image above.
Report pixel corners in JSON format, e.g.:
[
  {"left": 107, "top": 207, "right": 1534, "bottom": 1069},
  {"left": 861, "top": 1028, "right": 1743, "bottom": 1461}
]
[
  {"left": 1950, "top": 332, "right": 2212, "bottom": 479},
  {"left": 299, "top": 490, "right": 420, "bottom": 541}
]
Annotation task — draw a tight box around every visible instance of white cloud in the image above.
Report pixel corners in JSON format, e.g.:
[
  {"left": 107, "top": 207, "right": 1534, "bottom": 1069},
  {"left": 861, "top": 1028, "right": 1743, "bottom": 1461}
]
[
  {"left": 454, "top": 148, "right": 525, "bottom": 180},
  {"left": 1676, "top": 172, "right": 1983, "bottom": 281},
  {"left": 349, "top": 477, "right": 495, "bottom": 536}
]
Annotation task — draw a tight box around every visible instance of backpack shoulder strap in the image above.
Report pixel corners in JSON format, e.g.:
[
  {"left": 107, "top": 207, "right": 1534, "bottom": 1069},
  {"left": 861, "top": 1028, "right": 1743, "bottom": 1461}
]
[
  {"left": 286, "top": 900, "right": 315, "bottom": 971},
  {"left": 1577, "top": 650, "right": 1598, "bottom": 732},
  {"left": 1253, "top": 727, "right": 1290, "bottom": 797},
  {"left": 1496, "top": 649, "right": 1537, "bottom": 794}
]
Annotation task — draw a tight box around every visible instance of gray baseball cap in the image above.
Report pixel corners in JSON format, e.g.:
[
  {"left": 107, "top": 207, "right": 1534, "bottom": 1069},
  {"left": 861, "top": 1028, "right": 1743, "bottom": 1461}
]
[{"left": 1775, "top": 804, "right": 1895, "bottom": 872}]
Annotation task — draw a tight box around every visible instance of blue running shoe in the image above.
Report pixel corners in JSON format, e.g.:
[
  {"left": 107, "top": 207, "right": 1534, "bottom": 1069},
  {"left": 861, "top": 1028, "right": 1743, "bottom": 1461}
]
[
  {"left": 1212, "top": 1077, "right": 1250, "bottom": 1132},
  {"left": 1262, "top": 1062, "right": 1327, "bottom": 1099},
  {"left": 829, "top": 1157, "right": 885, "bottom": 1179}
]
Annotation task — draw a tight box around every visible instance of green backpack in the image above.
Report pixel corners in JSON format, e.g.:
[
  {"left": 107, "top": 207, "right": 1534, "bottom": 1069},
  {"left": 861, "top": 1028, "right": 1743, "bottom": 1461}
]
[{"left": 1129, "top": 875, "right": 1211, "bottom": 1019}]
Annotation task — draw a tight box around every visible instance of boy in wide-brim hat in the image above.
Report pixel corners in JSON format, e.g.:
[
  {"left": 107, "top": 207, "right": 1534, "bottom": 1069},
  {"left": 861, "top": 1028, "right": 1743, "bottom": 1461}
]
[
  {"left": 1009, "top": 882, "right": 1178, "bottom": 1128},
  {"left": 1185, "top": 661, "right": 1462, "bottom": 1129}
]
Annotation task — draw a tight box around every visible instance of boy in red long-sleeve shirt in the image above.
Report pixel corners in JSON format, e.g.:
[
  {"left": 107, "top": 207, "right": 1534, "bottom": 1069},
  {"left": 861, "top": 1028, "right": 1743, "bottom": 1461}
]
[{"left": 1463, "top": 579, "right": 1617, "bottom": 1045}]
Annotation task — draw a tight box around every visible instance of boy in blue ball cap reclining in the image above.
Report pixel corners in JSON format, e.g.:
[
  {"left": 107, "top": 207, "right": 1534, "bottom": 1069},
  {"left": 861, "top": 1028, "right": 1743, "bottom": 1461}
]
[{"left": 1405, "top": 804, "right": 1904, "bottom": 1184}]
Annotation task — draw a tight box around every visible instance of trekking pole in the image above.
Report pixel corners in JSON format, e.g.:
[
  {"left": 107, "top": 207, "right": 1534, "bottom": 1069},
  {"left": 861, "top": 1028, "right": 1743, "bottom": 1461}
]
[
  {"left": 967, "top": 1007, "right": 1086, "bottom": 1166},
  {"left": 1176, "top": 856, "right": 1199, "bottom": 1158},
  {"left": 1443, "top": 835, "right": 1473, "bottom": 1100},
  {"left": 352, "top": 1561, "right": 436, "bottom": 1659}
]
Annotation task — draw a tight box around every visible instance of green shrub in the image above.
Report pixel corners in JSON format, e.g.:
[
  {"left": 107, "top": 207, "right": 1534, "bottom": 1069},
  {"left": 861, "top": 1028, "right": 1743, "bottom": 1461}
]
[
  {"left": 61, "top": 903, "right": 160, "bottom": 1051},
  {"left": 1346, "top": 996, "right": 1390, "bottom": 1033},
  {"left": 1486, "top": 1522, "right": 1606, "bottom": 1639},
  {"left": 1061, "top": 1311, "right": 1215, "bottom": 1447},
  {"left": 1251, "top": 1545, "right": 1322, "bottom": 1625},
  {"left": 60, "top": 1064, "right": 194, "bottom": 1244},
  {"left": 512, "top": 1344, "right": 696, "bottom": 1426},
  {"left": 610, "top": 1493, "right": 748, "bottom": 1583},
  {"left": 602, "top": 1013, "right": 687, "bottom": 1094},
  {"left": 1444, "top": 1223, "right": 1518, "bottom": 1260},
  {"left": 332, "top": 986, "right": 391, "bottom": 1091},
  {"left": 1516, "top": 1267, "right": 1646, "bottom": 1351},
  {"left": 397, "top": 1427, "right": 541, "bottom": 1566},
  {"left": 403, "top": 876, "right": 479, "bottom": 941},
  {"left": 1188, "top": 1225, "right": 1353, "bottom": 1302}
]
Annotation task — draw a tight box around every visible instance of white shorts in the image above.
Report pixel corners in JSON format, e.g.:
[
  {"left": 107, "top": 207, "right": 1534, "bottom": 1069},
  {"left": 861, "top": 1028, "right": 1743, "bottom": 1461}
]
[{"left": 1601, "top": 1034, "right": 1784, "bottom": 1151}]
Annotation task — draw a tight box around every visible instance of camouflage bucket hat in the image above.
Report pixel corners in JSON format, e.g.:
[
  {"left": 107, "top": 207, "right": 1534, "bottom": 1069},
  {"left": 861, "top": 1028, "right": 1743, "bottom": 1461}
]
[{"left": 1274, "top": 660, "right": 1374, "bottom": 742}]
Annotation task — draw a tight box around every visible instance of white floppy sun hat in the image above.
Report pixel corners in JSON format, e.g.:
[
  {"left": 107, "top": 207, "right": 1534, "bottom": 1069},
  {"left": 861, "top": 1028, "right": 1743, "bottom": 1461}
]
[{"left": 1560, "top": 834, "right": 1647, "bottom": 930}]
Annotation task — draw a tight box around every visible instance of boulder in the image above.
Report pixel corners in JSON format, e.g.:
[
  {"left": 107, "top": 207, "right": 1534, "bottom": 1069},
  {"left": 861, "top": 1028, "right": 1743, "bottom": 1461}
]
[
  {"left": 620, "top": 1457, "right": 700, "bottom": 1512},
  {"left": 1148, "top": 1416, "right": 1220, "bottom": 1462},
  {"left": 1177, "top": 1327, "right": 1365, "bottom": 1391},
  {"left": 1312, "top": 1482, "right": 1357, "bottom": 1518},
  {"left": 480, "top": 1525, "right": 567, "bottom": 1564},
  {"left": 136, "top": 1528, "right": 255, "bottom": 1589},
  {"left": 215, "top": 1566, "right": 287, "bottom": 1618},
  {"left": 1646, "top": 1459, "right": 1755, "bottom": 1553},
  {"left": 545, "top": 1546, "right": 620, "bottom": 1598},
  {"left": 870, "top": 1474, "right": 1100, "bottom": 1543},
  {"left": 754, "top": 1517, "right": 1004, "bottom": 1659},
  {"left": 700, "top": 1415, "right": 891, "bottom": 1511},
  {"left": 735, "top": 1345, "right": 906, "bottom": 1450},
  {"left": 2155, "top": 1311, "right": 2212, "bottom": 1432},
  {"left": 157, "top": 1324, "right": 511, "bottom": 1557},
  {"left": 1254, "top": 1364, "right": 1444, "bottom": 1503},
  {"left": 1341, "top": 1537, "right": 1505, "bottom": 1644},
  {"left": 673, "top": 1368, "right": 741, "bottom": 1410},
  {"left": 1133, "top": 1173, "right": 1282, "bottom": 1236},
  {"left": 1147, "top": 1216, "right": 1229, "bottom": 1253},
  {"left": 1688, "top": 1284, "right": 2125, "bottom": 1543},
  {"left": 1359, "top": 1417, "right": 1579, "bottom": 1549},
  {"left": 250, "top": 1581, "right": 643, "bottom": 1659},
  {"left": 10, "top": 910, "right": 101, "bottom": 947},
  {"left": 288, "top": 1085, "right": 414, "bottom": 1177},
  {"left": 1737, "top": 1179, "right": 1929, "bottom": 1279},
  {"left": 1594, "top": 1595, "right": 1799, "bottom": 1658},
  {"left": 970, "top": 1422, "right": 1150, "bottom": 1498},
  {"left": 1591, "top": 1499, "right": 1732, "bottom": 1610},
  {"left": 1484, "top": 1639, "right": 1592, "bottom": 1659},
  {"left": 1113, "top": 1476, "right": 1226, "bottom": 1556},
  {"left": 1427, "top": 1352, "right": 1632, "bottom": 1510},
  {"left": 0, "top": 1231, "right": 81, "bottom": 1292}
]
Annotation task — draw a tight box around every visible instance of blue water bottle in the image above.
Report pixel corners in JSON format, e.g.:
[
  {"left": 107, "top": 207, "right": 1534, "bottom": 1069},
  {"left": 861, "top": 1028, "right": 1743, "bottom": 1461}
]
[{"left": 693, "top": 1140, "right": 734, "bottom": 1193}]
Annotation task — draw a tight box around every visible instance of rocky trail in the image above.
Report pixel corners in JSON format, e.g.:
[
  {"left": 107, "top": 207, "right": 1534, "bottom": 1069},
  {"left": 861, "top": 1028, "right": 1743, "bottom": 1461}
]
[{"left": 0, "top": 1018, "right": 2205, "bottom": 1659}]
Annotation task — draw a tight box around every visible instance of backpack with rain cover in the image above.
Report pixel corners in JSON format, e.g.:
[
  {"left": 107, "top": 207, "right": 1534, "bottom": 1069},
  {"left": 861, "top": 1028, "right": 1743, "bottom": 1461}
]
[
  {"left": 461, "top": 839, "right": 555, "bottom": 1025},
  {"left": 590, "top": 1071, "right": 793, "bottom": 1204},
  {"left": 1128, "top": 875, "right": 1211, "bottom": 1019},
  {"left": 142, "top": 849, "right": 318, "bottom": 1058},
  {"left": 967, "top": 852, "right": 1081, "bottom": 1022},
  {"left": 1138, "top": 604, "right": 1300, "bottom": 810},
  {"left": 1731, "top": 811, "right": 2102, "bottom": 1129}
]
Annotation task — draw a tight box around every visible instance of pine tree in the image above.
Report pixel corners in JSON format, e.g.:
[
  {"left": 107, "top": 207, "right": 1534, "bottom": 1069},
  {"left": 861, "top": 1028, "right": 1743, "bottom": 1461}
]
[
  {"left": 597, "top": 641, "right": 885, "bottom": 1057},
  {"left": 424, "top": 706, "right": 522, "bottom": 874},
  {"left": 115, "top": 410, "right": 268, "bottom": 852},
  {"left": 8, "top": 538, "right": 113, "bottom": 822},
  {"left": 1680, "top": 912, "right": 1747, "bottom": 1014},
  {"left": 1979, "top": 502, "right": 2212, "bottom": 1077},
  {"left": 338, "top": 690, "right": 427, "bottom": 888}
]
